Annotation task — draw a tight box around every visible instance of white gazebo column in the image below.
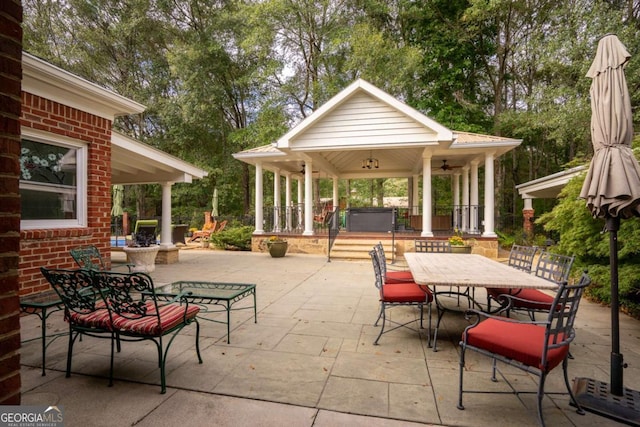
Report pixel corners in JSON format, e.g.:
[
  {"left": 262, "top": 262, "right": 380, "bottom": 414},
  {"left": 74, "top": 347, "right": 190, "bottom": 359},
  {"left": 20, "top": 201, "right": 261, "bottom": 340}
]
[
  {"left": 452, "top": 173, "right": 461, "bottom": 230},
  {"left": 483, "top": 151, "right": 497, "bottom": 237},
  {"left": 421, "top": 153, "right": 433, "bottom": 237},
  {"left": 285, "top": 174, "right": 293, "bottom": 232},
  {"left": 160, "top": 182, "right": 174, "bottom": 247},
  {"left": 254, "top": 162, "right": 264, "bottom": 234},
  {"left": 332, "top": 177, "right": 339, "bottom": 213},
  {"left": 303, "top": 161, "right": 314, "bottom": 235},
  {"left": 412, "top": 174, "right": 420, "bottom": 215},
  {"left": 273, "top": 169, "right": 281, "bottom": 232},
  {"left": 297, "top": 178, "right": 303, "bottom": 230},
  {"left": 462, "top": 166, "right": 470, "bottom": 232},
  {"left": 470, "top": 160, "right": 479, "bottom": 233}
]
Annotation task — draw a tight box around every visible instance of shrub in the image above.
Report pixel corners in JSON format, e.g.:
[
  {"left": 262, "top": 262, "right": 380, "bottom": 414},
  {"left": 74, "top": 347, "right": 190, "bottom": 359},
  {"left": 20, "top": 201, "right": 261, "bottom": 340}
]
[{"left": 209, "top": 225, "right": 253, "bottom": 251}]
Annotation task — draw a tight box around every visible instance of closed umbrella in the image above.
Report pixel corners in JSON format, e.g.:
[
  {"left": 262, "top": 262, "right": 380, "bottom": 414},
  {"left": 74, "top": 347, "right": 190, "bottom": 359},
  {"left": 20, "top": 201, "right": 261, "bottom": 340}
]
[
  {"left": 111, "top": 185, "right": 125, "bottom": 245},
  {"left": 212, "top": 187, "right": 219, "bottom": 218},
  {"left": 575, "top": 34, "right": 640, "bottom": 424}
]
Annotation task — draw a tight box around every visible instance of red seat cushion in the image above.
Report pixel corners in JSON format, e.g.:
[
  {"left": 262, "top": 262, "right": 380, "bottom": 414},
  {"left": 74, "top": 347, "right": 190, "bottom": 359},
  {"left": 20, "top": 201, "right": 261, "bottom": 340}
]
[
  {"left": 111, "top": 302, "right": 200, "bottom": 336},
  {"left": 382, "top": 283, "right": 432, "bottom": 303},
  {"left": 385, "top": 270, "right": 414, "bottom": 283},
  {"left": 511, "top": 289, "right": 555, "bottom": 310},
  {"left": 67, "top": 302, "right": 112, "bottom": 330},
  {"left": 464, "top": 318, "right": 569, "bottom": 372}
]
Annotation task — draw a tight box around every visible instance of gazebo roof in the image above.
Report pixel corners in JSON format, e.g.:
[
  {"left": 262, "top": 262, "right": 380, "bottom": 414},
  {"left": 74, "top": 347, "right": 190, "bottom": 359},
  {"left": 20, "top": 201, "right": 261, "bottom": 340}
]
[{"left": 234, "top": 79, "right": 521, "bottom": 179}]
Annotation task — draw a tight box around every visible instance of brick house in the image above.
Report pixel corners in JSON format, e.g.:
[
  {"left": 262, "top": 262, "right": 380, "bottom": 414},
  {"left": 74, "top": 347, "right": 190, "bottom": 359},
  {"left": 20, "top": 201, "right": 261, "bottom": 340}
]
[{"left": 18, "top": 53, "right": 207, "bottom": 297}]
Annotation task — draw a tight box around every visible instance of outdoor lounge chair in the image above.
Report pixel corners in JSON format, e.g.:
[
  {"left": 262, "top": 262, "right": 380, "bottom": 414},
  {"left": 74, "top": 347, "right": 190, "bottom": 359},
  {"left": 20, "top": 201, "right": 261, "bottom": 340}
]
[
  {"left": 133, "top": 219, "right": 158, "bottom": 246},
  {"left": 458, "top": 272, "right": 591, "bottom": 427},
  {"left": 70, "top": 245, "right": 134, "bottom": 272},
  {"left": 370, "top": 249, "right": 432, "bottom": 346},
  {"left": 188, "top": 220, "right": 216, "bottom": 242},
  {"left": 92, "top": 270, "right": 203, "bottom": 394}
]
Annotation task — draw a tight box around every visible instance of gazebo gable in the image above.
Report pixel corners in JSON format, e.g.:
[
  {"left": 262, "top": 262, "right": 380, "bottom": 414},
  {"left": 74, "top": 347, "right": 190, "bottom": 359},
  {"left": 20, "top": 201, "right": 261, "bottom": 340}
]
[{"left": 277, "top": 79, "right": 454, "bottom": 150}]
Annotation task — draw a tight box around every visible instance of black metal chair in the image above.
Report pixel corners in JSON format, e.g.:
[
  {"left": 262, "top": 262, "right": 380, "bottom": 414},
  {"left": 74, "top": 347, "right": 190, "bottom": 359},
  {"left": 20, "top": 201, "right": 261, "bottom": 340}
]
[
  {"left": 373, "top": 242, "right": 414, "bottom": 283},
  {"left": 92, "top": 270, "right": 203, "bottom": 394},
  {"left": 486, "top": 244, "right": 538, "bottom": 312},
  {"left": 70, "top": 245, "right": 134, "bottom": 272},
  {"left": 414, "top": 239, "right": 452, "bottom": 253},
  {"left": 458, "top": 272, "right": 591, "bottom": 427},
  {"left": 507, "top": 252, "right": 576, "bottom": 320},
  {"left": 369, "top": 250, "right": 432, "bottom": 346}
]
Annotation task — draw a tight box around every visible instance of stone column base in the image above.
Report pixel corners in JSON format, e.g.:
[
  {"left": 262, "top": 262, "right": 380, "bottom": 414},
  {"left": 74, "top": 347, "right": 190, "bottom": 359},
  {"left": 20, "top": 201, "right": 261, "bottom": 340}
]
[{"left": 156, "top": 246, "right": 179, "bottom": 264}]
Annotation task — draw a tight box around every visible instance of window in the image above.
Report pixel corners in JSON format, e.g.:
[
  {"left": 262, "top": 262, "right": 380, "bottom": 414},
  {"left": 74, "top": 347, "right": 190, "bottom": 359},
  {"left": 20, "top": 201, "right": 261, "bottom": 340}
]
[{"left": 20, "top": 130, "right": 87, "bottom": 229}]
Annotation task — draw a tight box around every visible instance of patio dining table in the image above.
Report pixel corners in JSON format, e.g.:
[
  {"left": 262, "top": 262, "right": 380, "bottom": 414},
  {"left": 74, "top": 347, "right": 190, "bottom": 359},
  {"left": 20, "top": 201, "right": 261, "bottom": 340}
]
[{"left": 404, "top": 252, "right": 558, "bottom": 313}]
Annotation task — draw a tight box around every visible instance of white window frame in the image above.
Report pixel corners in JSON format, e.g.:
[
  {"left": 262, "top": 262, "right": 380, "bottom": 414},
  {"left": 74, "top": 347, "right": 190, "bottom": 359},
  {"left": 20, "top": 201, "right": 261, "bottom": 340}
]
[{"left": 20, "top": 128, "right": 88, "bottom": 229}]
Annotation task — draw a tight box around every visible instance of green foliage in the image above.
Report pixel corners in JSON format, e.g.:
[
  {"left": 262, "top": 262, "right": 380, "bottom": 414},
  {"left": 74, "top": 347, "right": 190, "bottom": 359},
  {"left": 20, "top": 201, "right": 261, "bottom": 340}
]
[
  {"left": 538, "top": 173, "right": 640, "bottom": 317},
  {"left": 209, "top": 225, "right": 254, "bottom": 251}
]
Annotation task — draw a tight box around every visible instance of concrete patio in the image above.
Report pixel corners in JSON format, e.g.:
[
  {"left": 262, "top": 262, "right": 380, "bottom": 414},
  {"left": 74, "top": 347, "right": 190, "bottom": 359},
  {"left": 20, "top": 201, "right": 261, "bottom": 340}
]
[{"left": 19, "top": 249, "right": 639, "bottom": 426}]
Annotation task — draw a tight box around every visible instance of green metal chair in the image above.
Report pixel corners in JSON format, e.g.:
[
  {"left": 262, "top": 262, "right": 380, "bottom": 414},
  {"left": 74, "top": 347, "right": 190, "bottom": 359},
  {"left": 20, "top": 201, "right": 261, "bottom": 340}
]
[{"left": 70, "top": 245, "right": 134, "bottom": 272}]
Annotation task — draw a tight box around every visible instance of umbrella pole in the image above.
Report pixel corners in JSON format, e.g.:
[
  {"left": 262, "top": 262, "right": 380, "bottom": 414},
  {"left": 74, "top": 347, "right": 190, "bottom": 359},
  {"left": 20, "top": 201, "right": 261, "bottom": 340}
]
[{"left": 607, "top": 215, "right": 624, "bottom": 396}]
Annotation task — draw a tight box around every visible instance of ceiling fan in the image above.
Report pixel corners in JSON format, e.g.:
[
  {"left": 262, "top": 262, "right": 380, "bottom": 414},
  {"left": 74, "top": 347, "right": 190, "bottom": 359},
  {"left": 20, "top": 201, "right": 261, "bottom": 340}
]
[{"left": 440, "top": 160, "right": 462, "bottom": 171}]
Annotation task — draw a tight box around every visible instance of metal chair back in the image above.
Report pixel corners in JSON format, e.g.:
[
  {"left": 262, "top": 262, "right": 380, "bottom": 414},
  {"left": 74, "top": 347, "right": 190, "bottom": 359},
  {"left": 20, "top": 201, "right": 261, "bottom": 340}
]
[
  {"left": 40, "top": 267, "right": 100, "bottom": 316},
  {"left": 507, "top": 244, "right": 538, "bottom": 272},
  {"left": 70, "top": 245, "right": 107, "bottom": 271},
  {"left": 415, "top": 240, "right": 452, "bottom": 253},
  {"left": 535, "top": 251, "right": 575, "bottom": 284}
]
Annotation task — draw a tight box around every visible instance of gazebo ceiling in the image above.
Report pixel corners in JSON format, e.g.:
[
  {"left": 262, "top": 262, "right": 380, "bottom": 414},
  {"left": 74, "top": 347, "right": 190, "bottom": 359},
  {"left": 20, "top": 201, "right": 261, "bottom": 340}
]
[{"left": 233, "top": 79, "right": 521, "bottom": 179}]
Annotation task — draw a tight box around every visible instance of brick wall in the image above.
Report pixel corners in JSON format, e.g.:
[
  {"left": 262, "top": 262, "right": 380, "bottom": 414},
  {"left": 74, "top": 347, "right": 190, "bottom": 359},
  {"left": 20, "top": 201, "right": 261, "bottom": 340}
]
[
  {"left": 0, "top": 0, "right": 23, "bottom": 405},
  {"left": 19, "top": 94, "right": 113, "bottom": 295}
]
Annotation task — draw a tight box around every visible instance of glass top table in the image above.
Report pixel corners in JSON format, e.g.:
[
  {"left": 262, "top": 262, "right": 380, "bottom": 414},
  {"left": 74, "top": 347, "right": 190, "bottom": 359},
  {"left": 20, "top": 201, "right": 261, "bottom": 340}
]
[{"left": 152, "top": 281, "right": 257, "bottom": 344}]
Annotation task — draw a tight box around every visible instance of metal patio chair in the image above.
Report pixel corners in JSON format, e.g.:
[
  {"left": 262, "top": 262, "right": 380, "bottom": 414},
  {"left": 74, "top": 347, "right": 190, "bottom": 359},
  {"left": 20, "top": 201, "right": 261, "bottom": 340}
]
[
  {"left": 92, "top": 270, "right": 203, "bottom": 394},
  {"left": 40, "top": 268, "right": 115, "bottom": 382},
  {"left": 370, "top": 250, "right": 432, "bottom": 347},
  {"left": 486, "top": 244, "right": 538, "bottom": 312},
  {"left": 70, "top": 245, "right": 134, "bottom": 272},
  {"left": 506, "top": 252, "right": 576, "bottom": 320},
  {"left": 414, "top": 239, "right": 452, "bottom": 253},
  {"left": 373, "top": 242, "right": 414, "bottom": 283},
  {"left": 458, "top": 272, "right": 591, "bottom": 427}
]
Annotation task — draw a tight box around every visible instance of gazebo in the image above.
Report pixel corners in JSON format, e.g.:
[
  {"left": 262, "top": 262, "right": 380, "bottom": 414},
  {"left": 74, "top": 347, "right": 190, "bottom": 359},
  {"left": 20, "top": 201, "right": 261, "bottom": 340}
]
[{"left": 234, "top": 79, "right": 522, "bottom": 243}]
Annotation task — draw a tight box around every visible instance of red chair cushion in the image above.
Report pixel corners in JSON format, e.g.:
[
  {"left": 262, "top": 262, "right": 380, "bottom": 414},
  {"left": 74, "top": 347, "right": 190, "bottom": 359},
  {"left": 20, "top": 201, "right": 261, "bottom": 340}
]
[
  {"left": 111, "top": 302, "right": 200, "bottom": 336},
  {"left": 382, "top": 283, "right": 432, "bottom": 303},
  {"left": 465, "top": 318, "right": 569, "bottom": 372},
  {"left": 511, "top": 289, "right": 555, "bottom": 310},
  {"left": 67, "top": 302, "right": 112, "bottom": 330},
  {"left": 385, "top": 270, "right": 414, "bottom": 283}
]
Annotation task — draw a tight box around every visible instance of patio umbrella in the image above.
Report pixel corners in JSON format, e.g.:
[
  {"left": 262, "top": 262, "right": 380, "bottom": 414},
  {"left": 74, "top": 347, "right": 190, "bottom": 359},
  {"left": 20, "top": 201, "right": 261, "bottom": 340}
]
[
  {"left": 111, "top": 185, "right": 124, "bottom": 217},
  {"left": 212, "top": 187, "right": 219, "bottom": 217},
  {"left": 111, "top": 185, "right": 124, "bottom": 245},
  {"left": 576, "top": 34, "right": 640, "bottom": 423}
]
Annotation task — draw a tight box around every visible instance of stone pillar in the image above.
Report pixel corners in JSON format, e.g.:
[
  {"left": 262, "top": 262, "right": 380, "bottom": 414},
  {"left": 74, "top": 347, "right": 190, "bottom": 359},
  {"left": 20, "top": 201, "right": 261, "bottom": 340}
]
[{"left": 523, "top": 197, "right": 535, "bottom": 236}]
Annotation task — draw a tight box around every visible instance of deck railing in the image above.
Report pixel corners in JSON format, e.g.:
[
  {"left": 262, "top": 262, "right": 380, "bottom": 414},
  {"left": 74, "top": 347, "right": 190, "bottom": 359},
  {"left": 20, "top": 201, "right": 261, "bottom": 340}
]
[{"left": 261, "top": 204, "right": 483, "bottom": 235}]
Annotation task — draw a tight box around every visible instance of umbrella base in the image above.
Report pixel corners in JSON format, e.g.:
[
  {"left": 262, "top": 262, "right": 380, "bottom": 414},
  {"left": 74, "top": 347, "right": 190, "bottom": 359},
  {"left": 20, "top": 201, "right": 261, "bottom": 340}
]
[{"left": 573, "top": 377, "right": 640, "bottom": 426}]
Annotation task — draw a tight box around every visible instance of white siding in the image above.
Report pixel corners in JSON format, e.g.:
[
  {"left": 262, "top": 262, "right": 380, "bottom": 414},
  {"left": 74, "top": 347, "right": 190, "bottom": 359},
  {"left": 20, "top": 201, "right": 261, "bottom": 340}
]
[{"left": 290, "top": 93, "right": 438, "bottom": 149}]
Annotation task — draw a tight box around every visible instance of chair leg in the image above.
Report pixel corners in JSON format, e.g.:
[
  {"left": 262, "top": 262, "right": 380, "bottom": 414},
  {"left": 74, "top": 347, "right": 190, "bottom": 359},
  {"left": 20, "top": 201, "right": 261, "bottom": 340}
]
[
  {"left": 374, "top": 303, "right": 387, "bottom": 345},
  {"left": 108, "top": 332, "right": 115, "bottom": 387},
  {"left": 195, "top": 319, "right": 203, "bottom": 364},
  {"left": 457, "top": 343, "right": 466, "bottom": 410},
  {"left": 426, "top": 303, "right": 432, "bottom": 348},
  {"left": 374, "top": 303, "right": 384, "bottom": 327},
  {"left": 491, "top": 358, "right": 498, "bottom": 382},
  {"left": 537, "top": 372, "right": 547, "bottom": 427},
  {"left": 432, "top": 306, "right": 445, "bottom": 352},
  {"left": 562, "top": 357, "right": 584, "bottom": 415},
  {"left": 66, "top": 329, "right": 78, "bottom": 378}
]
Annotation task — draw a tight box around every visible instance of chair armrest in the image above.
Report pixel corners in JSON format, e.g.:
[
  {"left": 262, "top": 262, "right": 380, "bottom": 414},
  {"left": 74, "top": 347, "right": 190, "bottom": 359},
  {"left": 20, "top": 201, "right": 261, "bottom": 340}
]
[{"left": 462, "top": 307, "right": 549, "bottom": 331}]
